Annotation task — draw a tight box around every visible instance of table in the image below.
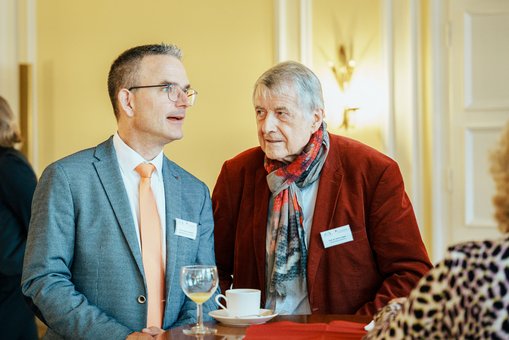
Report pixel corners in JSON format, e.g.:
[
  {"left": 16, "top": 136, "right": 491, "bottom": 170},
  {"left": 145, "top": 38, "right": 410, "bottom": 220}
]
[{"left": 163, "top": 314, "right": 372, "bottom": 339}]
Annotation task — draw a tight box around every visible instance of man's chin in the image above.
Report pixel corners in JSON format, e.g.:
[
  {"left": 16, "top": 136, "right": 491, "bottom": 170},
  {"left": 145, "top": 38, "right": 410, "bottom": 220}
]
[
  {"left": 264, "top": 151, "right": 285, "bottom": 162},
  {"left": 166, "top": 133, "right": 184, "bottom": 143}
]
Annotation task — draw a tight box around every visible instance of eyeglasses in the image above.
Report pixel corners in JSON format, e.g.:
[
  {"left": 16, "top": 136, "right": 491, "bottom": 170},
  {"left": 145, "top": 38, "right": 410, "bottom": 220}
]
[{"left": 128, "top": 84, "right": 198, "bottom": 106}]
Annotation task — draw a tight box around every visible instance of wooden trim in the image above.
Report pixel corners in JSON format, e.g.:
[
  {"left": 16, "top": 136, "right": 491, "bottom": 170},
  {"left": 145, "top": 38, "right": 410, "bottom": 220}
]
[{"left": 19, "top": 63, "right": 32, "bottom": 159}]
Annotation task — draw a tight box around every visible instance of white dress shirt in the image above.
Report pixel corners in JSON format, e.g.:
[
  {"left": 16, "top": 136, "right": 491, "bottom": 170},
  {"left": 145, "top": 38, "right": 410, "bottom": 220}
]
[{"left": 112, "top": 132, "right": 167, "bottom": 266}]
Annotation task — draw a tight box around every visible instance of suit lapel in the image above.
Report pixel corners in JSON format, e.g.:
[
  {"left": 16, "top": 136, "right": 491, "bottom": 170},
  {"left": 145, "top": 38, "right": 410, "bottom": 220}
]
[
  {"left": 306, "top": 140, "right": 343, "bottom": 300},
  {"left": 93, "top": 138, "right": 144, "bottom": 274},
  {"left": 253, "top": 166, "right": 270, "bottom": 297},
  {"left": 162, "top": 158, "right": 181, "bottom": 302}
]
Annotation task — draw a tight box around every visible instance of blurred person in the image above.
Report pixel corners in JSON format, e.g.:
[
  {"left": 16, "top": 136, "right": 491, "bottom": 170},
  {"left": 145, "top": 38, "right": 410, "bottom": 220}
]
[
  {"left": 212, "top": 61, "right": 432, "bottom": 316},
  {"left": 364, "top": 122, "right": 509, "bottom": 339},
  {"left": 22, "top": 43, "right": 217, "bottom": 339},
  {"left": 0, "top": 95, "right": 38, "bottom": 339}
]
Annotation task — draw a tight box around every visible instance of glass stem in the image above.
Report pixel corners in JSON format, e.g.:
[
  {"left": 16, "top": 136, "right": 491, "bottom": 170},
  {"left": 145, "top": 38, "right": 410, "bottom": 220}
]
[{"left": 196, "top": 302, "right": 204, "bottom": 331}]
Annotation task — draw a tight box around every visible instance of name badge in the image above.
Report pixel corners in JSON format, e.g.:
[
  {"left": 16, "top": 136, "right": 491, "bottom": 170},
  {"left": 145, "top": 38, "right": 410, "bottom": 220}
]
[
  {"left": 175, "top": 218, "right": 197, "bottom": 240},
  {"left": 320, "top": 224, "right": 353, "bottom": 248}
]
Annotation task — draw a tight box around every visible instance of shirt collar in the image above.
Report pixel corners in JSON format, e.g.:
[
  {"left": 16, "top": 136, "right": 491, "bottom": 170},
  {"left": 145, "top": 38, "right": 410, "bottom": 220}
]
[{"left": 113, "top": 132, "right": 164, "bottom": 178}]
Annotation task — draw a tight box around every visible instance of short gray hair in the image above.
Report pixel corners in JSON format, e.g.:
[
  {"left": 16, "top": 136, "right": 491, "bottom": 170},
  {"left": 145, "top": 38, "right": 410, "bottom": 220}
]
[
  {"left": 253, "top": 61, "right": 324, "bottom": 112},
  {"left": 107, "top": 43, "right": 183, "bottom": 118}
]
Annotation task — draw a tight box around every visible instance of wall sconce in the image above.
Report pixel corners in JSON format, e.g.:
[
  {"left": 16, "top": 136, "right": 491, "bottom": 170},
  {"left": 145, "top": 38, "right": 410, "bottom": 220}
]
[
  {"left": 329, "top": 44, "right": 358, "bottom": 130},
  {"left": 339, "top": 107, "right": 359, "bottom": 130},
  {"left": 329, "top": 44, "right": 356, "bottom": 92}
]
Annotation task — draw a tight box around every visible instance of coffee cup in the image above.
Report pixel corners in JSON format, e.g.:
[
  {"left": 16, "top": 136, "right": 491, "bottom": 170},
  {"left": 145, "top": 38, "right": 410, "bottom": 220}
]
[{"left": 214, "top": 288, "right": 261, "bottom": 317}]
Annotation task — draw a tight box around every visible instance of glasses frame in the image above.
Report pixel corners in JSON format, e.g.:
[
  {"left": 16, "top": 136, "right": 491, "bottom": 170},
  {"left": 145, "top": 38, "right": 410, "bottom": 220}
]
[{"left": 128, "top": 84, "right": 198, "bottom": 105}]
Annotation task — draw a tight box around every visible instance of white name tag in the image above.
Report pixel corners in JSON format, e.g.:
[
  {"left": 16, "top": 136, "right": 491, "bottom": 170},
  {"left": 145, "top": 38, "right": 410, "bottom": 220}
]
[
  {"left": 320, "top": 224, "right": 354, "bottom": 248},
  {"left": 175, "top": 218, "right": 197, "bottom": 240}
]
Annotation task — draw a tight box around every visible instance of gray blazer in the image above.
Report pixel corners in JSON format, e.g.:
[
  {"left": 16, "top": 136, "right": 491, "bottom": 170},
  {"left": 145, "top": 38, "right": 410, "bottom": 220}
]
[{"left": 22, "top": 137, "right": 218, "bottom": 339}]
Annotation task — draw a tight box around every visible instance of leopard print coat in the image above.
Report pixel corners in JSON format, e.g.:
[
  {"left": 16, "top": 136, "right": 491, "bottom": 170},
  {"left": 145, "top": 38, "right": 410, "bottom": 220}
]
[{"left": 364, "top": 237, "right": 509, "bottom": 339}]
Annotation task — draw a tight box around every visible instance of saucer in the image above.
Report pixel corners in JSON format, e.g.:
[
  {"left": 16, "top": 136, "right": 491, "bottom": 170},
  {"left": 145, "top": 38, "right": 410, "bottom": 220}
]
[{"left": 208, "top": 309, "right": 278, "bottom": 327}]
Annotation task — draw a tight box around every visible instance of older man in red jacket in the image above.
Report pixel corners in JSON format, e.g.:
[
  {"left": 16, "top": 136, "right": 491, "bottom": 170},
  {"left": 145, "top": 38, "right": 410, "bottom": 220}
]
[{"left": 212, "top": 61, "right": 432, "bottom": 316}]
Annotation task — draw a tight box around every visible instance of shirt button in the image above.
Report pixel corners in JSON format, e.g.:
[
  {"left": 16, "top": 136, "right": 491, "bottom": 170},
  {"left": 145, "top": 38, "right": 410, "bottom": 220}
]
[{"left": 137, "top": 295, "right": 147, "bottom": 304}]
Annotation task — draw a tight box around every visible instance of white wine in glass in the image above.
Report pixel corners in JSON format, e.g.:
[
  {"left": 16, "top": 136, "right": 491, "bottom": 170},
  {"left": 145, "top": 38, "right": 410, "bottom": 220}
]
[{"left": 180, "top": 265, "right": 218, "bottom": 335}]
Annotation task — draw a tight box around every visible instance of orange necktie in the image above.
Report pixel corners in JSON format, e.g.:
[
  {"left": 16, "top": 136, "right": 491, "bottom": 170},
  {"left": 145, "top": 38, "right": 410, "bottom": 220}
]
[{"left": 135, "top": 163, "right": 165, "bottom": 328}]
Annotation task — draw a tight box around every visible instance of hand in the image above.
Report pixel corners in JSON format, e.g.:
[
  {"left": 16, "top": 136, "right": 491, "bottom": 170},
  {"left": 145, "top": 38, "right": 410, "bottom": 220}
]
[
  {"left": 126, "top": 327, "right": 165, "bottom": 339},
  {"left": 142, "top": 327, "right": 164, "bottom": 337}
]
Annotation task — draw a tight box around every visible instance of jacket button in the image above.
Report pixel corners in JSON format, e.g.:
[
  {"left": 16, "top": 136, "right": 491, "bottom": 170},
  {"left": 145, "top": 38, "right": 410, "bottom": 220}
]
[{"left": 137, "top": 295, "right": 147, "bottom": 304}]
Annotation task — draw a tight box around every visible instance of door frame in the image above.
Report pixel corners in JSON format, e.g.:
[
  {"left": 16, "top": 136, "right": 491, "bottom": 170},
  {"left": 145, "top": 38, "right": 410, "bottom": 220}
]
[{"left": 429, "top": 0, "right": 450, "bottom": 261}]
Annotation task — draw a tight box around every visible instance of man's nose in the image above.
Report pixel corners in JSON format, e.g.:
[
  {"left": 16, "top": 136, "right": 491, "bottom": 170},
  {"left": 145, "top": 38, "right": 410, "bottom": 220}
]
[
  {"left": 261, "top": 112, "right": 277, "bottom": 133},
  {"left": 175, "top": 90, "right": 191, "bottom": 108}
]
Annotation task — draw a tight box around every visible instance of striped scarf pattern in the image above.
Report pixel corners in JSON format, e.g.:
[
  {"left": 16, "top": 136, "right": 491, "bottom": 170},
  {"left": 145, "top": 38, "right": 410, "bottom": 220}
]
[{"left": 265, "top": 123, "right": 329, "bottom": 300}]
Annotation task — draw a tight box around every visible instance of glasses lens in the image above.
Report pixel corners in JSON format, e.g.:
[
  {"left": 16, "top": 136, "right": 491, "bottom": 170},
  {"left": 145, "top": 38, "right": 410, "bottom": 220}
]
[
  {"left": 187, "top": 90, "right": 197, "bottom": 106},
  {"left": 167, "top": 85, "right": 179, "bottom": 102},
  {"left": 166, "top": 86, "right": 197, "bottom": 106}
]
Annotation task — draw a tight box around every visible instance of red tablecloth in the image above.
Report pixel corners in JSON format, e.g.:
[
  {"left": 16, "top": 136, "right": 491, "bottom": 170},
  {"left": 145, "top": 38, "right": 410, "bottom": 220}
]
[{"left": 244, "top": 320, "right": 367, "bottom": 339}]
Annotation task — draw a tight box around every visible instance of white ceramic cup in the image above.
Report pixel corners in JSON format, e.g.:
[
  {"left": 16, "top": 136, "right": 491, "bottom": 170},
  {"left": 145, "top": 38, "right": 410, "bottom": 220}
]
[{"left": 214, "top": 288, "right": 261, "bottom": 317}]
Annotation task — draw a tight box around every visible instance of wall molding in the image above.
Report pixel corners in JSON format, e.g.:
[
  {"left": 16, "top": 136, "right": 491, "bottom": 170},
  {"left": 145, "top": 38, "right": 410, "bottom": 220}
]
[
  {"left": 299, "top": 0, "right": 312, "bottom": 66},
  {"left": 410, "top": 0, "right": 423, "bottom": 231},
  {"left": 0, "top": 0, "right": 19, "bottom": 116},
  {"left": 25, "top": 0, "right": 38, "bottom": 171},
  {"left": 274, "top": 0, "right": 312, "bottom": 65},
  {"left": 383, "top": 0, "right": 396, "bottom": 158},
  {"left": 275, "top": 0, "right": 288, "bottom": 62},
  {"left": 430, "top": 0, "right": 448, "bottom": 261}
]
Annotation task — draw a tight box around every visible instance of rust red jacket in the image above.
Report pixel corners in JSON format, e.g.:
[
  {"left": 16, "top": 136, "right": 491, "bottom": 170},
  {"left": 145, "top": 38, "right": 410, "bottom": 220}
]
[{"left": 212, "top": 133, "right": 432, "bottom": 316}]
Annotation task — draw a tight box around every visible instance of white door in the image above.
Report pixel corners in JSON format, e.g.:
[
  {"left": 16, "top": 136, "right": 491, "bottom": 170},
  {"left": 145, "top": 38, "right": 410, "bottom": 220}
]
[{"left": 448, "top": 0, "right": 509, "bottom": 245}]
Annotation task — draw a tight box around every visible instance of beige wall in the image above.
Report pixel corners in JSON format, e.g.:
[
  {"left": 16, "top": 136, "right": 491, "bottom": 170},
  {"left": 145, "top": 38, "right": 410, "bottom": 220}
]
[
  {"left": 35, "top": 1, "right": 434, "bottom": 255},
  {"left": 312, "top": 0, "right": 386, "bottom": 152},
  {"left": 37, "top": 0, "right": 274, "bottom": 189}
]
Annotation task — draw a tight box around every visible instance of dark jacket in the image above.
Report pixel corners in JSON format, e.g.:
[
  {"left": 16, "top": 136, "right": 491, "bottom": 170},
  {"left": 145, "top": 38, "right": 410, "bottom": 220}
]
[{"left": 0, "top": 146, "right": 38, "bottom": 339}]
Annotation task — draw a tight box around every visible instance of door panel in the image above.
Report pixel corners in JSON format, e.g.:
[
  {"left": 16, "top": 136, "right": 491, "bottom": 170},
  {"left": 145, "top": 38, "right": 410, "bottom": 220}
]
[{"left": 449, "top": 0, "right": 509, "bottom": 244}]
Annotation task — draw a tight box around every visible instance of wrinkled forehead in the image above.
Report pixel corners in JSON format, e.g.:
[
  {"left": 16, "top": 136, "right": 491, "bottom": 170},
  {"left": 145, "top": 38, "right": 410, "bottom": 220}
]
[{"left": 253, "top": 82, "right": 298, "bottom": 104}]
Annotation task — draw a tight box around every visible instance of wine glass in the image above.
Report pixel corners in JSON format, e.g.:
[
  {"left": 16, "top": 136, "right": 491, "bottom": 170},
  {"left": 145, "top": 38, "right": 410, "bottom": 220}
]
[{"left": 180, "top": 265, "right": 218, "bottom": 335}]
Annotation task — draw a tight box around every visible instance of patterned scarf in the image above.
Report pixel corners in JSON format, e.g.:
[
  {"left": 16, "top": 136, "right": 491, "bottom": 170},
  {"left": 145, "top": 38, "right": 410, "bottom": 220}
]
[{"left": 265, "top": 122, "right": 329, "bottom": 301}]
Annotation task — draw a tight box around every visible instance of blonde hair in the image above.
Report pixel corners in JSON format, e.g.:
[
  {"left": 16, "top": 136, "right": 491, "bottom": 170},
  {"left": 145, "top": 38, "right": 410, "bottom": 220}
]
[
  {"left": 0, "top": 96, "right": 21, "bottom": 148},
  {"left": 491, "top": 122, "right": 509, "bottom": 233}
]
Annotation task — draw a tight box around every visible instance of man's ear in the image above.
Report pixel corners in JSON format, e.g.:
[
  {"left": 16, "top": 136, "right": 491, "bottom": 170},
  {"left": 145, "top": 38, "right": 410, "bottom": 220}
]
[
  {"left": 118, "top": 89, "right": 135, "bottom": 117},
  {"left": 311, "top": 108, "right": 324, "bottom": 132}
]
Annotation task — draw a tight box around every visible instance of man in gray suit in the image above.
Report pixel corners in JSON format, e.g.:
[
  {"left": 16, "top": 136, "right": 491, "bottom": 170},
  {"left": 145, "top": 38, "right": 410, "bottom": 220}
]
[{"left": 22, "top": 43, "right": 217, "bottom": 339}]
